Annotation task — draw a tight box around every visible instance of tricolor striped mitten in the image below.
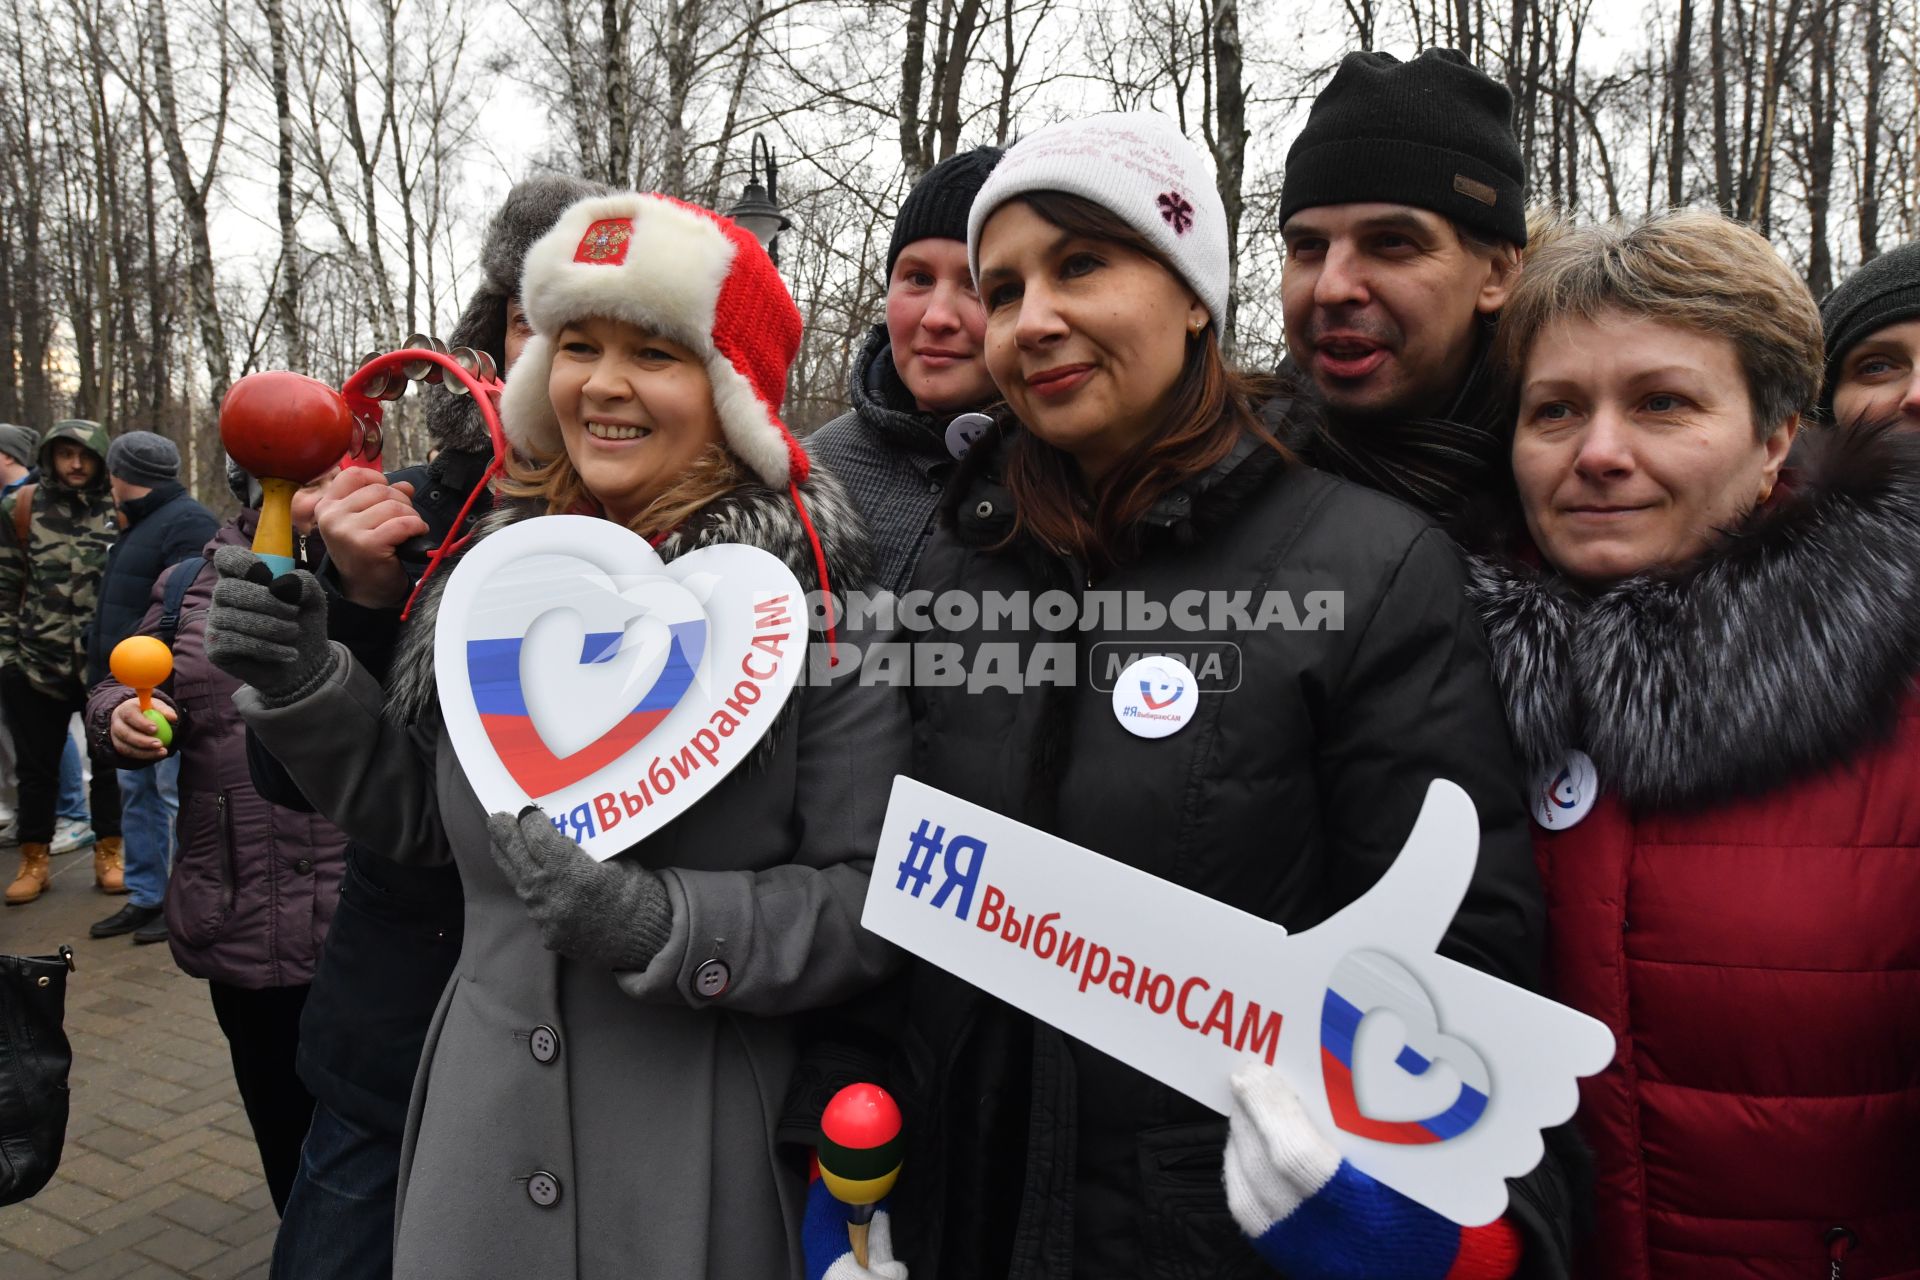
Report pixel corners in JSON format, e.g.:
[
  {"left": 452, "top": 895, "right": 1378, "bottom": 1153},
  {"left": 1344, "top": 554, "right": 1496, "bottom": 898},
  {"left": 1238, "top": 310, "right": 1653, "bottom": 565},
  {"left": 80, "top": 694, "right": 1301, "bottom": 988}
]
[{"left": 1223, "top": 1063, "right": 1521, "bottom": 1280}]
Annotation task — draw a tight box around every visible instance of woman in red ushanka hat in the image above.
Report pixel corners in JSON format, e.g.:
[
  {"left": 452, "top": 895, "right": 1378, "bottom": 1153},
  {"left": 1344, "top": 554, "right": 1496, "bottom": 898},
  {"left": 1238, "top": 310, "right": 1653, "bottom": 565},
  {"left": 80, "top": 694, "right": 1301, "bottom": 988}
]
[{"left": 203, "top": 192, "right": 905, "bottom": 1279}]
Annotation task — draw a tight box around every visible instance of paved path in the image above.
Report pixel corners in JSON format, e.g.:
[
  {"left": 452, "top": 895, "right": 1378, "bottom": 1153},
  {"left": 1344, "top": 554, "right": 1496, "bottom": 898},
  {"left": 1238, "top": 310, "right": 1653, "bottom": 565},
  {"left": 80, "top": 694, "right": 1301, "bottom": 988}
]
[{"left": 0, "top": 838, "right": 277, "bottom": 1279}]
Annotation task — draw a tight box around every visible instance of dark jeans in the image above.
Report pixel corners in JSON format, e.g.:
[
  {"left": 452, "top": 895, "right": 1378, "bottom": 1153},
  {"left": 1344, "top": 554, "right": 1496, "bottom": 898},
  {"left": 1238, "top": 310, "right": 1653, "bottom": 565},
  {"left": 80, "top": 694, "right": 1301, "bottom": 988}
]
[
  {"left": 269, "top": 1101, "right": 399, "bottom": 1280},
  {"left": 0, "top": 670, "right": 119, "bottom": 846},
  {"left": 207, "top": 982, "right": 314, "bottom": 1214}
]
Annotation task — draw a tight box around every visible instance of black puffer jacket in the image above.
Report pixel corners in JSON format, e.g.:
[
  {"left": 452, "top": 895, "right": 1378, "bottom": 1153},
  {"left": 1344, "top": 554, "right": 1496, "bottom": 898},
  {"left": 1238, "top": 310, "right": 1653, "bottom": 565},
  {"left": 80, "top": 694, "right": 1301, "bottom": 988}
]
[
  {"left": 86, "top": 482, "right": 217, "bottom": 685},
  {"left": 894, "top": 426, "right": 1569, "bottom": 1279}
]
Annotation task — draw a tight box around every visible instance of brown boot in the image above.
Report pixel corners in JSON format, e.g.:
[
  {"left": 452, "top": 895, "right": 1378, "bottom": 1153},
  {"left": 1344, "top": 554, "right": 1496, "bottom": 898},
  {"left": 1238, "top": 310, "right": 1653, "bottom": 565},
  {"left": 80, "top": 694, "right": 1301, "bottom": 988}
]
[
  {"left": 94, "top": 837, "right": 127, "bottom": 894},
  {"left": 5, "top": 843, "right": 51, "bottom": 905}
]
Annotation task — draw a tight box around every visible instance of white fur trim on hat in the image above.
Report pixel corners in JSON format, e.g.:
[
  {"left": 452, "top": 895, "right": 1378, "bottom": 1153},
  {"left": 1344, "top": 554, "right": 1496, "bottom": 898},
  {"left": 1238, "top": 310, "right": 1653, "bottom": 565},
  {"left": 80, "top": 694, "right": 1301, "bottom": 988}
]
[
  {"left": 500, "top": 190, "right": 802, "bottom": 488},
  {"left": 499, "top": 333, "right": 562, "bottom": 456},
  {"left": 967, "top": 112, "right": 1229, "bottom": 325}
]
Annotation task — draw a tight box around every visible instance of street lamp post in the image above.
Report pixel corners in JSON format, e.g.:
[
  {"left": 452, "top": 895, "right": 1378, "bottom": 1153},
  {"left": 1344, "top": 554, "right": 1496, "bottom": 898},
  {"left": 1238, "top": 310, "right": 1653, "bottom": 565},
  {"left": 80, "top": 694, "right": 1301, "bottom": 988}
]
[{"left": 727, "top": 134, "right": 792, "bottom": 266}]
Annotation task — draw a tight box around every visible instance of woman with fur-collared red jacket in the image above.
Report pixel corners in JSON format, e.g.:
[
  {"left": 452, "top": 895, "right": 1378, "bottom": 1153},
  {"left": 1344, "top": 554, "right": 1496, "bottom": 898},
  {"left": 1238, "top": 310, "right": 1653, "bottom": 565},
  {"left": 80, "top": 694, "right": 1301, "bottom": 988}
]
[
  {"left": 1470, "top": 210, "right": 1920, "bottom": 1278},
  {"left": 866, "top": 112, "right": 1572, "bottom": 1280},
  {"left": 203, "top": 192, "right": 906, "bottom": 1279}
]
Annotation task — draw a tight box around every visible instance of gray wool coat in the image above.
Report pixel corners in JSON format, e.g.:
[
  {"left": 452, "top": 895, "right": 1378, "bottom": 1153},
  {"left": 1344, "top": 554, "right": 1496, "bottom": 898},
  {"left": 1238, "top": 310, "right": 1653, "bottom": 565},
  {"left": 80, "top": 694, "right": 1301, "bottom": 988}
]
[{"left": 239, "top": 473, "right": 907, "bottom": 1280}]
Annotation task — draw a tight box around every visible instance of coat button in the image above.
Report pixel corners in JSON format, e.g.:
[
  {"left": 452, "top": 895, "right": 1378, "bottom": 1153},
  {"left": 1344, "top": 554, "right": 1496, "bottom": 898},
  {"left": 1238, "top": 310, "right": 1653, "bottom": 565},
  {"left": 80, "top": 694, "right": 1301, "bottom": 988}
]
[
  {"left": 693, "top": 959, "right": 730, "bottom": 999},
  {"left": 527, "top": 1170, "right": 561, "bottom": 1207},
  {"left": 529, "top": 1025, "right": 559, "bottom": 1064},
  {"left": 294, "top": 858, "right": 312, "bottom": 874}
]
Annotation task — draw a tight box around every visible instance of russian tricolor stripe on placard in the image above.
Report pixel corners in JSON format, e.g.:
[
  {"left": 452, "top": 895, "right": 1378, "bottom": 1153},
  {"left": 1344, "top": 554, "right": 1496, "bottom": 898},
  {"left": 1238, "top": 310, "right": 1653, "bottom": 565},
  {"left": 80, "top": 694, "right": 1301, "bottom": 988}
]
[
  {"left": 1318, "top": 989, "right": 1488, "bottom": 1146},
  {"left": 466, "top": 622, "right": 706, "bottom": 797}
]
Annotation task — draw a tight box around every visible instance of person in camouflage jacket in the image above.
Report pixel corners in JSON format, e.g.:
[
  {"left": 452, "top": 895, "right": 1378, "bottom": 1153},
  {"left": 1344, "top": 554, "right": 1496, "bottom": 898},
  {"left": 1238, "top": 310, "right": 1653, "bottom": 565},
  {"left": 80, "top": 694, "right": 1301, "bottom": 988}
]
[{"left": 0, "top": 419, "right": 124, "bottom": 904}]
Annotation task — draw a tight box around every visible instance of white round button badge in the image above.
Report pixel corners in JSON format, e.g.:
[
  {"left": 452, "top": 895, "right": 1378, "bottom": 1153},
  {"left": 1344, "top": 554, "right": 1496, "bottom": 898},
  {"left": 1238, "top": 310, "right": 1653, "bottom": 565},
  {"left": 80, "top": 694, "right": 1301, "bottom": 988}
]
[
  {"left": 1532, "top": 749, "right": 1598, "bottom": 830},
  {"left": 945, "top": 412, "right": 994, "bottom": 460},
  {"left": 1112, "top": 656, "right": 1199, "bottom": 739}
]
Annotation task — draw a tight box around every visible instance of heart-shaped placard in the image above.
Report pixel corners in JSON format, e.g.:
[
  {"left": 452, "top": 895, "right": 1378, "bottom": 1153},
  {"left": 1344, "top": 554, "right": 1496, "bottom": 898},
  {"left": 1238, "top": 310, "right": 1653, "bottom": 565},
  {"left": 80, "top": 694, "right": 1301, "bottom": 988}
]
[
  {"left": 1318, "top": 948, "right": 1491, "bottom": 1145},
  {"left": 436, "top": 515, "right": 806, "bottom": 860}
]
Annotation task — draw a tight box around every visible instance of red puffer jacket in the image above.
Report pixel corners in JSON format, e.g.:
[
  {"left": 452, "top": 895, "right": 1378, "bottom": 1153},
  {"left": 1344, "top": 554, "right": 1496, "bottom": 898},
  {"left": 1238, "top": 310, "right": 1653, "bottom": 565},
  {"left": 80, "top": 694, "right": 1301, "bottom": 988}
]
[{"left": 1467, "top": 423, "right": 1920, "bottom": 1279}]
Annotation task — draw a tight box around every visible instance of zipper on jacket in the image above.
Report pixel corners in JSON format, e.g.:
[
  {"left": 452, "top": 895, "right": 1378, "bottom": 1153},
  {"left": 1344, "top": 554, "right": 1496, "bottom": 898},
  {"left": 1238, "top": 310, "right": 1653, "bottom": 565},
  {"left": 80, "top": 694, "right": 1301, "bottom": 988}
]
[
  {"left": 1827, "top": 1225, "right": 1856, "bottom": 1278},
  {"left": 217, "top": 794, "right": 238, "bottom": 915}
]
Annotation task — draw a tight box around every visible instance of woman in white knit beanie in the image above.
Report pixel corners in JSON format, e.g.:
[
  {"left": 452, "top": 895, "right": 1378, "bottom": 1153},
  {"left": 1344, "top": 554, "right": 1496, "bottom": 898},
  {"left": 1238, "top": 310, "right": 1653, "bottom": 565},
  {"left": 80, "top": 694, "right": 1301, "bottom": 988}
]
[{"left": 845, "top": 112, "right": 1568, "bottom": 1280}]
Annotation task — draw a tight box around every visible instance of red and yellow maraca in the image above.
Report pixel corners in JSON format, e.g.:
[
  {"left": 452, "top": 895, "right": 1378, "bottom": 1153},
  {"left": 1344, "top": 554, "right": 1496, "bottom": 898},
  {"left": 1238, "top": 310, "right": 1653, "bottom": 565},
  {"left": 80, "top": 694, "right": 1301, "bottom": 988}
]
[
  {"left": 218, "top": 342, "right": 506, "bottom": 583},
  {"left": 817, "top": 1083, "right": 904, "bottom": 1267},
  {"left": 219, "top": 372, "right": 356, "bottom": 577},
  {"left": 110, "top": 636, "right": 174, "bottom": 749}
]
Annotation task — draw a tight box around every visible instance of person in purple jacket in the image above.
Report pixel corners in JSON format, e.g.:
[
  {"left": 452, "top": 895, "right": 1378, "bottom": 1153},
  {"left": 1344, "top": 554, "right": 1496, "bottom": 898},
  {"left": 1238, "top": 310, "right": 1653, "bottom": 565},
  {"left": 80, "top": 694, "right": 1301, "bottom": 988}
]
[{"left": 86, "top": 459, "right": 346, "bottom": 1213}]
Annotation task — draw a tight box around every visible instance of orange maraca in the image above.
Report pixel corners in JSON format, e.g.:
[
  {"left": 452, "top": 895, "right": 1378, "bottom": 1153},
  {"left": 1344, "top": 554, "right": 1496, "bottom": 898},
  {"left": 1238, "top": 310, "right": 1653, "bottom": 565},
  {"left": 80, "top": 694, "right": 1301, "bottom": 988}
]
[{"left": 110, "top": 636, "right": 175, "bottom": 748}]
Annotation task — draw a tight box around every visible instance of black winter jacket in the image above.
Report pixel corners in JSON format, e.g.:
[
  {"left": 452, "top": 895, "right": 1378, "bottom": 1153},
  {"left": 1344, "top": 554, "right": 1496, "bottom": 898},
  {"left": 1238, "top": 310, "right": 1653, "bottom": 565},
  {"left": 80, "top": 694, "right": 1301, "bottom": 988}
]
[
  {"left": 86, "top": 482, "right": 217, "bottom": 685},
  {"left": 247, "top": 448, "right": 491, "bottom": 1136},
  {"left": 893, "top": 428, "right": 1569, "bottom": 1279}
]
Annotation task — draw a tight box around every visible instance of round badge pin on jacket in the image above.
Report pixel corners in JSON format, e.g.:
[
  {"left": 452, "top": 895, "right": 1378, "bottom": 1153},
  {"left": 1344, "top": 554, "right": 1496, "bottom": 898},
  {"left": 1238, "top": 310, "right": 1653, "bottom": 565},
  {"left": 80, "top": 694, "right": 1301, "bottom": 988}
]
[
  {"left": 945, "top": 412, "right": 993, "bottom": 461},
  {"left": 1112, "top": 655, "right": 1199, "bottom": 739},
  {"left": 1532, "top": 749, "right": 1598, "bottom": 830}
]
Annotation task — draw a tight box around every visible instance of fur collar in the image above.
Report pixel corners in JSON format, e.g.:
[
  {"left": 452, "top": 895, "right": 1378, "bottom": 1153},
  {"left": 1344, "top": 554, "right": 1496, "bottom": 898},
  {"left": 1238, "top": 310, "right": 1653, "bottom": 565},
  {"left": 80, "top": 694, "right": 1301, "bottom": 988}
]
[
  {"left": 384, "top": 467, "right": 871, "bottom": 726},
  {"left": 1466, "top": 421, "right": 1920, "bottom": 810}
]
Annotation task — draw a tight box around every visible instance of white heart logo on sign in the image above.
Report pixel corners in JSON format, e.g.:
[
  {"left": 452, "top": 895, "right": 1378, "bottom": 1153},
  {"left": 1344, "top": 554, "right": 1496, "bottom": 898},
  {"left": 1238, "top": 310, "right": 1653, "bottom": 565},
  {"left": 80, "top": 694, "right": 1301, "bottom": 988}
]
[
  {"left": 435, "top": 515, "right": 806, "bottom": 860},
  {"left": 1326, "top": 949, "right": 1491, "bottom": 1143}
]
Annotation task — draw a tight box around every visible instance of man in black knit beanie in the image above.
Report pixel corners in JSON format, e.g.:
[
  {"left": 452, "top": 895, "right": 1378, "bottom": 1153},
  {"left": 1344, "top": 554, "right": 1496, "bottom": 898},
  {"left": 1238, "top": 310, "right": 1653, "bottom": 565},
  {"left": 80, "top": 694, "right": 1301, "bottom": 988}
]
[{"left": 1278, "top": 48, "right": 1526, "bottom": 524}]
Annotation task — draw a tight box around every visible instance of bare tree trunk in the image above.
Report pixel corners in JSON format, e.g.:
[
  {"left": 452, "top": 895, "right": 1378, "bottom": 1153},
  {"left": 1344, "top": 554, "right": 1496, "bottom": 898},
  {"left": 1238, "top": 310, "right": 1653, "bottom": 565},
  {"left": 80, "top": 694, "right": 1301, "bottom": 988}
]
[
  {"left": 1504, "top": 0, "right": 1524, "bottom": 111},
  {"left": 82, "top": 30, "right": 118, "bottom": 428},
  {"left": 900, "top": 0, "right": 932, "bottom": 177},
  {"left": 1210, "top": 0, "right": 1247, "bottom": 349},
  {"left": 1861, "top": 0, "right": 1885, "bottom": 260},
  {"left": 995, "top": 0, "right": 1017, "bottom": 142},
  {"left": 1711, "top": 0, "right": 1734, "bottom": 211},
  {"left": 932, "top": 0, "right": 987, "bottom": 161},
  {"left": 0, "top": 210, "right": 15, "bottom": 423},
  {"left": 1522, "top": 0, "right": 1544, "bottom": 178},
  {"left": 1563, "top": 5, "right": 1583, "bottom": 211},
  {"left": 603, "top": 0, "right": 633, "bottom": 186},
  {"left": 1804, "top": 0, "right": 1837, "bottom": 294},
  {"left": 263, "top": 0, "right": 304, "bottom": 367},
  {"left": 660, "top": 0, "right": 705, "bottom": 197},
  {"left": 1669, "top": 0, "right": 1694, "bottom": 204},
  {"left": 147, "top": 0, "right": 232, "bottom": 405},
  {"left": 1743, "top": 0, "right": 1805, "bottom": 231},
  {"left": 1342, "top": 0, "right": 1376, "bottom": 46},
  {"left": 700, "top": 0, "right": 762, "bottom": 206},
  {"left": 138, "top": 54, "right": 166, "bottom": 423},
  {"left": 328, "top": 0, "right": 398, "bottom": 339}
]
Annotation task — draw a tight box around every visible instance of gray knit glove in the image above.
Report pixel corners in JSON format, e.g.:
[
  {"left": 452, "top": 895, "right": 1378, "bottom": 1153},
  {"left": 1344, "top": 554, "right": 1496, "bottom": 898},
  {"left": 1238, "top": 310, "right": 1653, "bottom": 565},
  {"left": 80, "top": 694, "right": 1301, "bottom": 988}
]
[
  {"left": 204, "top": 545, "right": 336, "bottom": 707},
  {"left": 486, "top": 806, "right": 675, "bottom": 972}
]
